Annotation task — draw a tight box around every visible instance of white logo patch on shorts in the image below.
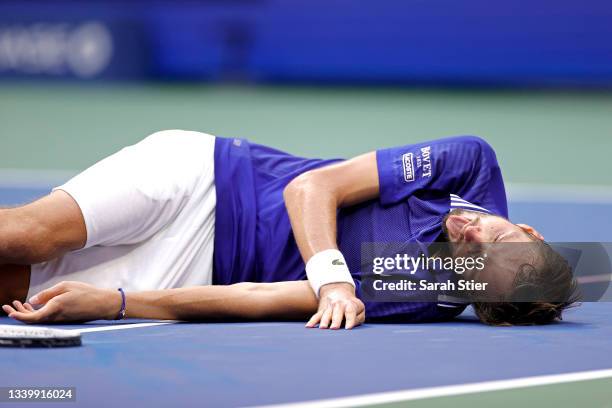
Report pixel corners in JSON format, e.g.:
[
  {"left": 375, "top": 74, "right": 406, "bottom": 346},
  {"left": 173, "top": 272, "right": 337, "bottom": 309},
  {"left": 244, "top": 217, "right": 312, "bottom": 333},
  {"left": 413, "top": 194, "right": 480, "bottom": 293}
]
[{"left": 402, "top": 153, "right": 415, "bottom": 182}]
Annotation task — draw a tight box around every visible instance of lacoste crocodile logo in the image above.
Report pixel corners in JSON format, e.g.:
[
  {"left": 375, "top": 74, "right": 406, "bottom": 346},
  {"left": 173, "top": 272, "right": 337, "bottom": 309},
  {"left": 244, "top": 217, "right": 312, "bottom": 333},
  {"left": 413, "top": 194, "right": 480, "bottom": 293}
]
[{"left": 332, "top": 259, "right": 345, "bottom": 266}]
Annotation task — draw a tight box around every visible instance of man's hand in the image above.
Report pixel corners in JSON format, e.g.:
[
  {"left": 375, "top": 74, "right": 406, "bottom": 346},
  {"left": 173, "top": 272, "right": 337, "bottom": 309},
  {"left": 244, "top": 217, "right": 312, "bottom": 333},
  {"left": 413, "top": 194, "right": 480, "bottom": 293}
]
[
  {"left": 1, "top": 281, "right": 121, "bottom": 324},
  {"left": 305, "top": 282, "right": 365, "bottom": 330}
]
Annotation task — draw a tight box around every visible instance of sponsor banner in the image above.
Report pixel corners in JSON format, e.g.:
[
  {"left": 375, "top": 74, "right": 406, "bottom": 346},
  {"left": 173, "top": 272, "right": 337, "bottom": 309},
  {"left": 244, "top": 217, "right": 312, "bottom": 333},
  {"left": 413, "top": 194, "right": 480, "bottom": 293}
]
[
  {"left": 2, "top": 1, "right": 612, "bottom": 84},
  {"left": 0, "top": 3, "right": 151, "bottom": 80}
]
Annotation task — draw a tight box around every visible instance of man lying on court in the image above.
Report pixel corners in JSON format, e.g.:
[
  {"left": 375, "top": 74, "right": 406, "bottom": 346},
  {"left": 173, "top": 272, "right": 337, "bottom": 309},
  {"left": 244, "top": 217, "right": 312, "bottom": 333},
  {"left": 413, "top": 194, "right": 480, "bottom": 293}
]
[{"left": 1, "top": 131, "right": 577, "bottom": 328}]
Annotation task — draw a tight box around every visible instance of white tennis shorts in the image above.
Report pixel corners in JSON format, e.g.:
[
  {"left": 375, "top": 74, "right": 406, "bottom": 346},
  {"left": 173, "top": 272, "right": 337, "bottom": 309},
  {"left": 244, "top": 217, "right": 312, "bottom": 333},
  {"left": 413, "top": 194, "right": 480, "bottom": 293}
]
[{"left": 28, "top": 130, "right": 217, "bottom": 299}]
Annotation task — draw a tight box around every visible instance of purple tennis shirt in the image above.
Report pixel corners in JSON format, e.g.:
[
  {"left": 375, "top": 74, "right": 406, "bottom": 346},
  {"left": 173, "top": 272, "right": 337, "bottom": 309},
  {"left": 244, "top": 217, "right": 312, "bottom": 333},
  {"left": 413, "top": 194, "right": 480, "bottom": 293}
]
[{"left": 213, "top": 135, "right": 508, "bottom": 322}]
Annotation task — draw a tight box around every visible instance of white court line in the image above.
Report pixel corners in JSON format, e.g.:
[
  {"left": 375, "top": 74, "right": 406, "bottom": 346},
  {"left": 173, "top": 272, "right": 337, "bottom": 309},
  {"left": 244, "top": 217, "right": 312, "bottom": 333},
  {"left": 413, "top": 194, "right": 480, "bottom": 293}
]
[
  {"left": 74, "top": 321, "right": 176, "bottom": 334},
  {"left": 250, "top": 368, "right": 612, "bottom": 408}
]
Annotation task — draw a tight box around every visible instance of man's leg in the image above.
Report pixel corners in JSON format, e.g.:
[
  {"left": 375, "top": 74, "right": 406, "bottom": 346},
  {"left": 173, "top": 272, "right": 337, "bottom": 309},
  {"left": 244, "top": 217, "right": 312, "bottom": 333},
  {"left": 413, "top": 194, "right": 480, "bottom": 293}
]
[
  {"left": 0, "top": 191, "right": 83, "bottom": 314},
  {"left": 0, "top": 190, "right": 87, "bottom": 265},
  {"left": 0, "top": 264, "right": 31, "bottom": 312},
  {"left": 2, "top": 130, "right": 217, "bottom": 307}
]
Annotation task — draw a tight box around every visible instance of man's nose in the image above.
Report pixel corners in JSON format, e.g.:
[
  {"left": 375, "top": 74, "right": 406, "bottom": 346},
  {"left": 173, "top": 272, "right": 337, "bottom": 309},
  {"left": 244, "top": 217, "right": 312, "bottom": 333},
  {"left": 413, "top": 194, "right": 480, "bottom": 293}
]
[{"left": 463, "top": 225, "right": 481, "bottom": 242}]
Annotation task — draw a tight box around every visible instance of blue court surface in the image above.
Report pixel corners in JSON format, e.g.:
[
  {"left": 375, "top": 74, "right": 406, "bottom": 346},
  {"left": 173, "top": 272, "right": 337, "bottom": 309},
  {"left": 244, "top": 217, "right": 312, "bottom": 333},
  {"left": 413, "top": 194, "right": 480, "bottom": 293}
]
[{"left": 2, "top": 185, "right": 612, "bottom": 407}]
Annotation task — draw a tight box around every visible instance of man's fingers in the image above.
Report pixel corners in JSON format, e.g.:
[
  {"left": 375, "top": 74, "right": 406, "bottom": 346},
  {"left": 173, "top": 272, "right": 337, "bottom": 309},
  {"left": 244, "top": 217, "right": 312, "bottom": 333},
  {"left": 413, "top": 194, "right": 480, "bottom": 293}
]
[
  {"left": 23, "top": 303, "right": 35, "bottom": 312},
  {"left": 346, "top": 309, "right": 366, "bottom": 330},
  {"left": 319, "top": 306, "right": 333, "bottom": 329},
  {"left": 309, "top": 292, "right": 365, "bottom": 331},
  {"left": 2, "top": 304, "right": 17, "bottom": 315},
  {"left": 8, "top": 302, "right": 59, "bottom": 324},
  {"left": 29, "top": 282, "right": 68, "bottom": 305},
  {"left": 357, "top": 310, "right": 366, "bottom": 324},
  {"left": 330, "top": 303, "right": 345, "bottom": 330},
  {"left": 344, "top": 305, "right": 357, "bottom": 329},
  {"left": 7, "top": 311, "right": 41, "bottom": 323},
  {"left": 306, "top": 310, "right": 324, "bottom": 328},
  {"left": 9, "top": 309, "right": 47, "bottom": 324},
  {"left": 307, "top": 306, "right": 364, "bottom": 330},
  {"left": 12, "top": 301, "right": 30, "bottom": 314}
]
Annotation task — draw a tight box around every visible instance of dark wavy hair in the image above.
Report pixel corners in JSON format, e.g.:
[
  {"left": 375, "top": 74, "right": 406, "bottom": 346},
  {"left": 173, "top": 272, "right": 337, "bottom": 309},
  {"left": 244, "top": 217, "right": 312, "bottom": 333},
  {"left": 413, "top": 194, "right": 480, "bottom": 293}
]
[{"left": 473, "top": 240, "right": 580, "bottom": 326}]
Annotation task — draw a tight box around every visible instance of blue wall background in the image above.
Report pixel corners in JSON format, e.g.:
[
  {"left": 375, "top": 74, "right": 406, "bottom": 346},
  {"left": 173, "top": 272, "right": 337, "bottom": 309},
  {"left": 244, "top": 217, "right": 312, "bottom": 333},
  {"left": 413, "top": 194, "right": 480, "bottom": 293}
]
[{"left": 1, "top": 0, "right": 612, "bottom": 85}]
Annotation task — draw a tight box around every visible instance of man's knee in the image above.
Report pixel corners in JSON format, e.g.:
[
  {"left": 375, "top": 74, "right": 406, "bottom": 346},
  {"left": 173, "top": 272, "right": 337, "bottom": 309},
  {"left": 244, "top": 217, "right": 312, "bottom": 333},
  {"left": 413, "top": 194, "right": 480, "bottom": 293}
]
[
  {"left": 0, "top": 192, "right": 87, "bottom": 264},
  {"left": 0, "top": 209, "right": 61, "bottom": 263},
  {"left": 0, "top": 264, "right": 30, "bottom": 310}
]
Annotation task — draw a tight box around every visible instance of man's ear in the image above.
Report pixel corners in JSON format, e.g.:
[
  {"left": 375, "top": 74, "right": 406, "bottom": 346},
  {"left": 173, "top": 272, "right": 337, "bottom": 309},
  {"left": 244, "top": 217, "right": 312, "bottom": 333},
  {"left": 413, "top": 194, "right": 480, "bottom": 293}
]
[{"left": 516, "top": 223, "right": 545, "bottom": 241}]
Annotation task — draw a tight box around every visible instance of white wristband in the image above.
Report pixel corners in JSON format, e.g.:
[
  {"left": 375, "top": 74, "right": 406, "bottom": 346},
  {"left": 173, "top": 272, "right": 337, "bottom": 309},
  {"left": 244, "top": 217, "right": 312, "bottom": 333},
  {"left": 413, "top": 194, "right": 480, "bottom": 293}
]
[{"left": 306, "top": 249, "right": 355, "bottom": 297}]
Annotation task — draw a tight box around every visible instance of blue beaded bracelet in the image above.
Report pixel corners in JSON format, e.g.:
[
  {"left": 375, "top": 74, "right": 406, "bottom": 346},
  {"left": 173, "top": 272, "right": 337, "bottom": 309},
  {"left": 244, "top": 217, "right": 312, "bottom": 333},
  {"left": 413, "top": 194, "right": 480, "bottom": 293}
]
[{"left": 115, "top": 288, "right": 127, "bottom": 320}]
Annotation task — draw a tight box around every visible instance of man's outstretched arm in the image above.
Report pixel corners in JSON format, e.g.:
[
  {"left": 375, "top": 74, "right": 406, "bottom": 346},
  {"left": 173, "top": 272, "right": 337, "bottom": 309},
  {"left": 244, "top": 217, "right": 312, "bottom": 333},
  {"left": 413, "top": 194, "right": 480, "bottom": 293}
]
[
  {"left": 283, "top": 151, "right": 380, "bottom": 329},
  {"left": 2, "top": 281, "right": 319, "bottom": 324}
]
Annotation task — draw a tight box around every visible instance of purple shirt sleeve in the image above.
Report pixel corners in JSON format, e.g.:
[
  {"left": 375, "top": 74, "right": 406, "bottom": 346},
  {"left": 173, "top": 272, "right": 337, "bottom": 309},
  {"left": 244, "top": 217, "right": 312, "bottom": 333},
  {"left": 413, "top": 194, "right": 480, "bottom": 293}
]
[{"left": 376, "top": 135, "right": 508, "bottom": 217}]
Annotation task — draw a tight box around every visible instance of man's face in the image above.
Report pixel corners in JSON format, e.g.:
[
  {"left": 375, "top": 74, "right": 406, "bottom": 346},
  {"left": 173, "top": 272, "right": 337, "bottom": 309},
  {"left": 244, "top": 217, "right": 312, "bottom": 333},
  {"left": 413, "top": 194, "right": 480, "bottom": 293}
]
[{"left": 442, "top": 210, "right": 544, "bottom": 297}]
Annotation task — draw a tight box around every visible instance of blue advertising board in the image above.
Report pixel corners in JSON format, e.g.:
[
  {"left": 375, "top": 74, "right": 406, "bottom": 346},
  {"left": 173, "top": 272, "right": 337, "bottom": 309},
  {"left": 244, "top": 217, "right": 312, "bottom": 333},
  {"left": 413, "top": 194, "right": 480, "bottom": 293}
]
[{"left": 1, "top": 1, "right": 611, "bottom": 85}]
